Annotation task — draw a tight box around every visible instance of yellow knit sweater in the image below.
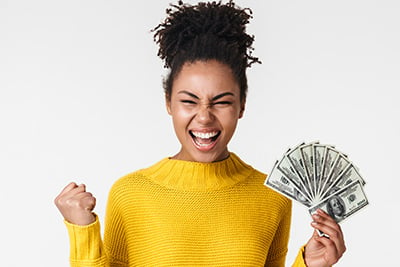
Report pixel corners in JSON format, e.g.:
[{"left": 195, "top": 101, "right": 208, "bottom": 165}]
[{"left": 65, "top": 153, "right": 306, "bottom": 266}]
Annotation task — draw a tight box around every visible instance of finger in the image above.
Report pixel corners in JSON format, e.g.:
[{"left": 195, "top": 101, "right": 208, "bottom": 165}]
[
  {"left": 75, "top": 183, "right": 87, "bottom": 193},
  {"left": 73, "top": 190, "right": 95, "bottom": 205},
  {"left": 58, "top": 183, "right": 87, "bottom": 200},
  {"left": 315, "top": 209, "right": 340, "bottom": 228},
  {"left": 311, "top": 216, "right": 342, "bottom": 239},
  {"left": 311, "top": 222, "right": 341, "bottom": 246},
  {"left": 311, "top": 217, "right": 345, "bottom": 254},
  {"left": 311, "top": 228, "right": 320, "bottom": 239},
  {"left": 59, "top": 182, "right": 78, "bottom": 194},
  {"left": 62, "top": 190, "right": 91, "bottom": 208},
  {"left": 315, "top": 230, "right": 346, "bottom": 263},
  {"left": 63, "top": 183, "right": 88, "bottom": 198},
  {"left": 79, "top": 194, "right": 96, "bottom": 211},
  {"left": 312, "top": 210, "right": 343, "bottom": 236},
  {"left": 313, "top": 235, "right": 341, "bottom": 265},
  {"left": 55, "top": 182, "right": 79, "bottom": 206}
]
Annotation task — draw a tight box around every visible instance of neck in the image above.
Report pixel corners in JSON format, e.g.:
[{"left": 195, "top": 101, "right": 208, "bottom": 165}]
[
  {"left": 171, "top": 149, "right": 230, "bottom": 163},
  {"left": 140, "top": 153, "right": 254, "bottom": 191}
]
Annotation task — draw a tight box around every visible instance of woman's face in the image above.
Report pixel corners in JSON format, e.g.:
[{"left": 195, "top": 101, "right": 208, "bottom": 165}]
[{"left": 166, "top": 60, "right": 245, "bottom": 163}]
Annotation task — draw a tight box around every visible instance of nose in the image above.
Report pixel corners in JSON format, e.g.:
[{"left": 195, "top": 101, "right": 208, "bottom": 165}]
[{"left": 195, "top": 104, "right": 214, "bottom": 124}]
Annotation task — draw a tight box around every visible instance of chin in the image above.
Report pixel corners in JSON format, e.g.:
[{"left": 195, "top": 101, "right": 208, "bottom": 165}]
[{"left": 192, "top": 150, "right": 229, "bottom": 163}]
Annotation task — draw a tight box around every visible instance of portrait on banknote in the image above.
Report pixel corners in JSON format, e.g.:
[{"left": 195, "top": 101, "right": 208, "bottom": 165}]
[{"left": 326, "top": 196, "right": 346, "bottom": 221}]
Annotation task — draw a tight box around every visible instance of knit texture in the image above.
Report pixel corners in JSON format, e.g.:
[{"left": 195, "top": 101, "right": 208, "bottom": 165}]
[{"left": 65, "top": 153, "right": 306, "bottom": 266}]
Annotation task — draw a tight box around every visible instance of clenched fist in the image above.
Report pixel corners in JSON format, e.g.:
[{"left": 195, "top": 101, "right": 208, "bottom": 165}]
[{"left": 54, "top": 182, "right": 96, "bottom": 226}]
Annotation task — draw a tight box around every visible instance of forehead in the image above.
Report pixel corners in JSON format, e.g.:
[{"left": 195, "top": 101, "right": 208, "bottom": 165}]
[
  {"left": 172, "top": 60, "right": 240, "bottom": 97},
  {"left": 331, "top": 198, "right": 340, "bottom": 204}
]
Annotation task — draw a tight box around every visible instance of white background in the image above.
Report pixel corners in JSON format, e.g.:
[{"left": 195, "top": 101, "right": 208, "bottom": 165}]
[{"left": 1, "top": 0, "right": 399, "bottom": 266}]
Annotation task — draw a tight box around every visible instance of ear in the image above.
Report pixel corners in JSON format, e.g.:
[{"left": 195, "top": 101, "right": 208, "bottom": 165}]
[
  {"left": 239, "top": 99, "right": 246, "bottom": 119},
  {"left": 166, "top": 95, "right": 172, "bottom": 115}
]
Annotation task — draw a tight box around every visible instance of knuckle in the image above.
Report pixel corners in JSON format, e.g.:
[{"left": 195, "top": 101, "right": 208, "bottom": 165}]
[
  {"left": 65, "top": 198, "right": 73, "bottom": 206},
  {"left": 330, "top": 231, "right": 339, "bottom": 239},
  {"left": 54, "top": 196, "right": 60, "bottom": 206},
  {"left": 78, "top": 201, "right": 86, "bottom": 209},
  {"left": 327, "top": 239, "right": 336, "bottom": 248},
  {"left": 68, "top": 181, "right": 77, "bottom": 187},
  {"left": 88, "top": 199, "right": 94, "bottom": 205},
  {"left": 55, "top": 196, "right": 67, "bottom": 207}
]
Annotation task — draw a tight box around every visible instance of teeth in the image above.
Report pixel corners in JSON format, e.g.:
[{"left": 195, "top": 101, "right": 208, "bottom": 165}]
[
  {"left": 191, "top": 131, "right": 219, "bottom": 139},
  {"left": 196, "top": 142, "right": 210, "bottom": 147}
]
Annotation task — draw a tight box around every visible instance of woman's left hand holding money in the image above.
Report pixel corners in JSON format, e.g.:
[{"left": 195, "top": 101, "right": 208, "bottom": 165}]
[{"left": 304, "top": 209, "right": 346, "bottom": 267}]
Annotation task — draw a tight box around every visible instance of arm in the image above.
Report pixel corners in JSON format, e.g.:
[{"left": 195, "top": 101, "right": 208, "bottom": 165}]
[
  {"left": 55, "top": 182, "right": 119, "bottom": 267},
  {"left": 64, "top": 215, "right": 109, "bottom": 267},
  {"left": 261, "top": 198, "right": 312, "bottom": 267},
  {"left": 264, "top": 201, "right": 292, "bottom": 267},
  {"left": 102, "top": 182, "right": 129, "bottom": 266}
]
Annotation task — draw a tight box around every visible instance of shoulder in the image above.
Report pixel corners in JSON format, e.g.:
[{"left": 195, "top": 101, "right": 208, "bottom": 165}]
[
  {"left": 111, "top": 170, "right": 146, "bottom": 189},
  {"left": 233, "top": 155, "right": 291, "bottom": 211},
  {"left": 108, "top": 158, "right": 166, "bottom": 198},
  {"left": 236, "top": 165, "right": 292, "bottom": 222}
]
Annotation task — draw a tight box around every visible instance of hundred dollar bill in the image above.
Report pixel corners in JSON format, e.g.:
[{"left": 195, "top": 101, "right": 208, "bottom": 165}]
[
  {"left": 300, "top": 143, "right": 317, "bottom": 197},
  {"left": 287, "top": 143, "right": 314, "bottom": 198},
  {"left": 320, "top": 163, "right": 366, "bottom": 200},
  {"left": 318, "top": 152, "right": 350, "bottom": 198},
  {"left": 316, "top": 146, "right": 339, "bottom": 202},
  {"left": 313, "top": 144, "right": 328, "bottom": 197},
  {"left": 308, "top": 180, "right": 368, "bottom": 223},
  {"left": 277, "top": 155, "right": 314, "bottom": 201},
  {"left": 265, "top": 161, "right": 312, "bottom": 207}
]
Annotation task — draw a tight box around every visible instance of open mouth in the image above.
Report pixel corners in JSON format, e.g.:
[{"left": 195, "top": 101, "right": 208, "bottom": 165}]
[{"left": 189, "top": 130, "right": 221, "bottom": 149}]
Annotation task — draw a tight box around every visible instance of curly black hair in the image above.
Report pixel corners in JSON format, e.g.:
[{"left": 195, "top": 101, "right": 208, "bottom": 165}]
[{"left": 152, "top": 0, "right": 261, "bottom": 101}]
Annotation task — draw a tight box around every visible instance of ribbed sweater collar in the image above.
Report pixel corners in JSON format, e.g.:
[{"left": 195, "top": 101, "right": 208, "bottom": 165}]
[{"left": 140, "top": 153, "right": 254, "bottom": 191}]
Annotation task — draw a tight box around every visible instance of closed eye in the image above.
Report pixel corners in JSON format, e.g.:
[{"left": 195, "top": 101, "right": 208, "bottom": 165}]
[
  {"left": 213, "top": 101, "right": 232, "bottom": 106},
  {"left": 181, "top": 100, "right": 197, "bottom": 104}
]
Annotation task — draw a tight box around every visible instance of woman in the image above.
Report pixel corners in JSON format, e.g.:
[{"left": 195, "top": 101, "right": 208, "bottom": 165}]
[{"left": 55, "top": 1, "right": 346, "bottom": 266}]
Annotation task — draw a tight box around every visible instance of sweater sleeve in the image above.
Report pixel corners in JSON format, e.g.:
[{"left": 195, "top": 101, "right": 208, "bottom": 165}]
[
  {"left": 64, "top": 180, "right": 129, "bottom": 267},
  {"left": 263, "top": 199, "right": 307, "bottom": 267},
  {"left": 102, "top": 181, "right": 129, "bottom": 266},
  {"left": 64, "top": 215, "right": 109, "bottom": 267},
  {"left": 264, "top": 199, "right": 292, "bottom": 267},
  {"left": 291, "top": 246, "right": 307, "bottom": 267}
]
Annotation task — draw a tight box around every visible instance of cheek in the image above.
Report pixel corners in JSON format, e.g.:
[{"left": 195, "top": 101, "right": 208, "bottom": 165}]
[
  {"left": 171, "top": 107, "right": 195, "bottom": 127},
  {"left": 220, "top": 110, "right": 240, "bottom": 132}
]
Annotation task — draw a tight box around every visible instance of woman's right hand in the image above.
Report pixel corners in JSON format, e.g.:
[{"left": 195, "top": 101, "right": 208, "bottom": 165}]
[{"left": 54, "top": 182, "right": 96, "bottom": 226}]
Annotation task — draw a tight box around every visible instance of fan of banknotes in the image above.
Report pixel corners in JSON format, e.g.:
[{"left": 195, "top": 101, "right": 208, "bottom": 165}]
[{"left": 264, "top": 141, "right": 368, "bottom": 224}]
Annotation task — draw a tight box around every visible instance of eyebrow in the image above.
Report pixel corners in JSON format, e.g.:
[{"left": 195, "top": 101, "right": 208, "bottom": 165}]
[{"left": 177, "top": 91, "right": 235, "bottom": 101}]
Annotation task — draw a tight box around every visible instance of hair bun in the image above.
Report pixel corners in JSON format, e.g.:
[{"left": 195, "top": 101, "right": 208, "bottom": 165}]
[{"left": 153, "top": 0, "right": 260, "bottom": 68}]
